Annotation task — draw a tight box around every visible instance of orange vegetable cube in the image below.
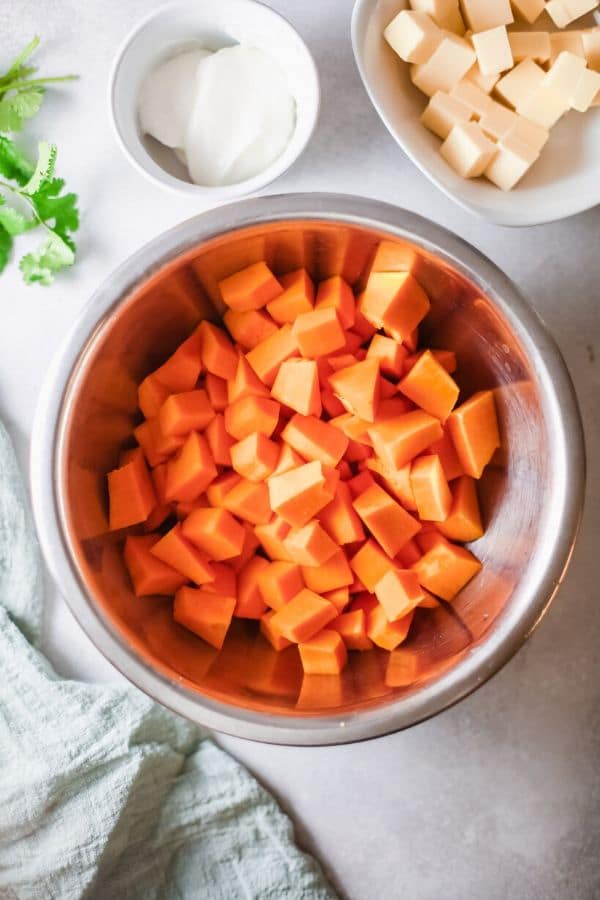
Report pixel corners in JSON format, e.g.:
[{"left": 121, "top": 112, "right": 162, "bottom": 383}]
[
  {"left": 268, "top": 460, "right": 337, "bottom": 527},
  {"left": 260, "top": 609, "right": 293, "bottom": 651},
  {"left": 271, "top": 358, "right": 322, "bottom": 417},
  {"left": 315, "top": 275, "right": 355, "bottom": 329},
  {"left": 302, "top": 548, "right": 353, "bottom": 594},
  {"left": 328, "top": 358, "right": 381, "bottom": 423},
  {"left": 292, "top": 307, "right": 346, "bottom": 358},
  {"left": 271, "top": 443, "right": 305, "bottom": 477},
  {"left": 230, "top": 432, "right": 280, "bottom": 481},
  {"left": 366, "top": 457, "right": 416, "bottom": 510},
  {"left": 298, "top": 629, "right": 348, "bottom": 675},
  {"left": 346, "top": 469, "right": 376, "bottom": 498},
  {"left": 151, "top": 524, "right": 215, "bottom": 585},
  {"left": 353, "top": 483, "right": 421, "bottom": 557},
  {"left": 404, "top": 349, "right": 457, "bottom": 374},
  {"left": 124, "top": 535, "right": 186, "bottom": 596},
  {"left": 202, "top": 561, "right": 237, "bottom": 601},
  {"left": 173, "top": 586, "right": 235, "bottom": 650},
  {"left": 437, "top": 475, "right": 483, "bottom": 542},
  {"left": 281, "top": 414, "right": 349, "bottom": 467},
  {"left": 366, "top": 334, "right": 407, "bottom": 379},
  {"left": 153, "top": 329, "right": 203, "bottom": 393},
  {"left": 205, "top": 373, "right": 228, "bottom": 412},
  {"left": 447, "top": 390, "right": 500, "bottom": 478},
  {"left": 257, "top": 560, "right": 304, "bottom": 610},
  {"left": 412, "top": 534, "right": 482, "bottom": 600},
  {"left": 229, "top": 522, "right": 261, "bottom": 573},
  {"left": 266, "top": 268, "right": 315, "bottom": 324},
  {"left": 367, "top": 605, "right": 414, "bottom": 651},
  {"left": 221, "top": 478, "right": 272, "bottom": 525},
  {"left": 224, "top": 395, "right": 280, "bottom": 441},
  {"left": 353, "top": 308, "right": 377, "bottom": 340},
  {"left": 329, "top": 413, "right": 372, "bottom": 445},
  {"left": 138, "top": 373, "right": 170, "bottom": 419},
  {"left": 410, "top": 454, "right": 452, "bottom": 521},
  {"left": 199, "top": 321, "right": 238, "bottom": 380},
  {"left": 223, "top": 308, "right": 278, "bottom": 350},
  {"left": 321, "top": 387, "right": 346, "bottom": 418},
  {"left": 427, "top": 429, "right": 465, "bottom": 481},
  {"left": 165, "top": 432, "right": 217, "bottom": 502},
  {"left": 182, "top": 507, "right": 246, "bottom": 560},
  {"left": 349, "top": 592, "right": 379, "bottom": 616},
  {"left": 283, "top": 520, "right": 338, "bottom": 566},
  {"left": 327, "top": 353, "right": 358, "bottom": 373},
  {"left": 218, "top": 261, "right": 282, "bottom": 311},
  {"left": 254, "top": 516, "right": 293, "bottom": 561},
  {"left": 373, "top": 568, "right": 424, "bottom": 621},
  {"left": 331, "top": 609, "right": 373, "bottom": 650},
  {"left": 269, "top": 589, "right": 337, "bottom": 642},
  {"left": 108, "top": 452, "right": 156, "bottom": 530},
  {"left": 227, "top": 355, "right": 270, "bottom": 404},
  {"left": 158, "top": 389, "right": 215, "bottom": 437},
  {"left": 133, "top": 420, "right": 165, "bottom": 468},
  {"left": 398, "top": 350, "right": 459, "bottom": 422},
  {"left": 235, "top": 556, "right": 270, "bottom": 618},
  {"left": 359, "top": 271, "right": 430, "bottom": 342},
  {"left": 396, "top": 537, "right": 422, "bottom": 568},
  {"left": 206, "top": 471, "right": 242, "bottom": 507},
  {"left": 368, "top": 410, "right": 443, "bottom": 469},
  {"left": 204, "top": 414, "right": 235, "bottom": 466},
  {"left": 323, "top": 587, "right": 350, "bottom": 612},
  {"left": 245, "top": 323, "right": 298, "bottom": 387},
  {"left": 318, "top": 481, "right": 365, "bottom": 544}
]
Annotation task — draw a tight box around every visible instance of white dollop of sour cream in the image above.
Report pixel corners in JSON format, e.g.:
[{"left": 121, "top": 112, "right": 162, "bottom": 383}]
[{"left": 138, "top": 44, "right": 296, "bottom": 187}]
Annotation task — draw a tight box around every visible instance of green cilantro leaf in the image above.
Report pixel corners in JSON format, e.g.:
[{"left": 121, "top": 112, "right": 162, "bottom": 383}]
[
  {"left": 0, "top": 135, "right": 34, "bottom": 184},
  {"left": 0, "top": 196, "right": 31, "bottom": 234},
  {"left": 0, "top": 225, "right": 12, "bottom": 274},
  {"left": 19, "top": 231, "right": 74, "bottom": 285},
  {"left": 0, "top": 88, "right": 44, "bottom": 133},
  {"left": 22, "top": 141, "right": 56, "bottom": 194},
  {"left": 30, "top": 177, "right": 79, "bottom": 249}
]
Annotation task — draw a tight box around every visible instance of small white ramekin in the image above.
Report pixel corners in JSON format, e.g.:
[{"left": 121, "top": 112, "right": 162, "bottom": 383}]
[{"left": 109, "top": 0, "right": 320, "bottom": 200}]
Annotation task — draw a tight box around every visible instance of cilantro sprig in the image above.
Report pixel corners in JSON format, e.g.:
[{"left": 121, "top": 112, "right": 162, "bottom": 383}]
[{"left": 0, "top": 37, "right": 79, "bottom": 285}]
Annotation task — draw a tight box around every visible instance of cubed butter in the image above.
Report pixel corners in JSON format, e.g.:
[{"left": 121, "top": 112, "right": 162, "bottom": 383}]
[
  {"left": 563, "top": 0, "right": 599, "bottom": 20},
  {"left": 440, "top": 121, "right": 497, "bottom": 177},
  {"left": 384, "top": 10, "right": 441, "bottom": 64},
  {"left": 472, "top": 26, "right": 514, "bottom": 76},
  {"left": 546, "top": 51, "right": 587, "bottom": 101},
  {"left": 484, "top": 134, "right": 538, "bottom": 190},
  {"left": 421, "top": 90, "right": 473, "bottom": 138},
  {"left": 495, "top": 58, "right": 546, "bottom": 108},
  {"left": 464, "top": 63, "right": 500, "bottom": 93},
  {"left": 545, "top": 0, "right": 573, "bottom": 26},
  {"left": 517, "top": 83, "right": 569, "bottom": 128},
  {"left": 570, "top": 66, "right": 600, "bottom": 110},
  {"left": 479, "top": 99, "right": 518, "bottom": 139},
  {"left": 582, "top": 29, "right": 600, "bottom": 71},
  {"left": 549, "top": 31, "right": 585, "bottom": 65},
  {"left": 451, "top": 79, "right": 493, "bottom": 115},
  {"left": 461, "top": 0, "right": 513, "bottom": 32},
  {"left": 411, "top": 34, "right": 476, "bottom": 95},
  {"left": 506, "top": 115, "right": 549, "bottom": 152},
  {"left": 409, "top": 0, "right": 465, "bottom": 33},
  {"left": 510, "top": 0, "right": 545, "bottom": 22},
  {"left": 508, "top": 31, "right": 551, "bottom": 63}
]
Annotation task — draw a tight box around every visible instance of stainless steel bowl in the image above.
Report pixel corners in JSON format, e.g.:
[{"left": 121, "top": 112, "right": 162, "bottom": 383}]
[{"left": 30, "top": 194, "right": 585, "bottom": 745}]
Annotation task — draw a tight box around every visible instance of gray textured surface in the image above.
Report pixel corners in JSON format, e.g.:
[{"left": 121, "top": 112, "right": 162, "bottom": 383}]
[{"left": 1, "top": 1, "right": 599, "bottom": 898}]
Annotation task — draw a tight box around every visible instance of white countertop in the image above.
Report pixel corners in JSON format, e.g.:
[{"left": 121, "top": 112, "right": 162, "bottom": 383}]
[{"left": 2, "top": 2, "right": 599, "bottom": 897}]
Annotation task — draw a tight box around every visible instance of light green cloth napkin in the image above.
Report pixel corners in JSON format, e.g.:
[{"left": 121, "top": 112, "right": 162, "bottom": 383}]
[{"left": 0, "top": 422, "right": 335, "bottom": 899}]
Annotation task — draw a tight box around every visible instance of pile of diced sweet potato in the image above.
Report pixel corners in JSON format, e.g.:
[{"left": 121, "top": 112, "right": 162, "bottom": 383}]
[{"left": 107, "top": 243, "right": 500, "bottom": 676}]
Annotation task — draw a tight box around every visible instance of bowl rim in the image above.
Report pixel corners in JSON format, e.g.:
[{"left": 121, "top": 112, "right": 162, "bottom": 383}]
[
  {"left": 30, "top": 193, "right": 586, "bottom": 745},
  {"left": 108, "top": 0, "right": 321, "bottom": 199},
  {"left": 350, "top": 0, "right": 600, "bottom": 227}
]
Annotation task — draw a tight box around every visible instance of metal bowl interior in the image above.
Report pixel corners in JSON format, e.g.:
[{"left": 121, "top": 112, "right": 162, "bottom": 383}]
[{"left": 32, "top": 195, "right": 584, "bottom": 744}]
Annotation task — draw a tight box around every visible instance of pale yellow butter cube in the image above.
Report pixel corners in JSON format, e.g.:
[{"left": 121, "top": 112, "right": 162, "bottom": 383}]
[
  {"left": 440, "top": 121, "right": 497, "bottom": 177},
  {"left": 495, "top": 58, "right": 546, "bottom": 108},
  {"left": 485, "top": 135, "right": 538, "bottom": 190},
  {"left": 545, "top": 0, "right": 573, "bottom": 26},
  {"left": 563, "top": 0, "right": 599, "bottom": 20},
  {"left": 439, "top": 5, "right": 466, "bottom": 35},
  {"left": 461, "top": 0, "right": 513, "bottom": 32},
  {"left": 479, "top": 99, "right": 518, "bottom": 139},
  {"left": 384, "top": 10, "right": 442, "bottom": 64},
  {"left": 506, "top": 115, "right": 549, "bottom": 152},
  {"left": 409, "top": 0, "right": 465, "bottom": 33},
  {"left": 510, "top": 0, "right": 546, "bottom": 23},
  {"left": 411, "top": 34, "right": 476, "bottom": 95},
  {"left": 549, "top": 32, "right": 585, "bottom": 65},
  {"left": 421, "top": 90, "right": 473, "bottom": 137},
  {"left": 570, "top": 66, "right": 600, "bottom": 110},
  {"left": 582, "top": 29, "right": 600, "bottom": 71},
  {"left": 451, "top": 79, "right": 493, "bottom": 115},
  {"left": 517, "top": 84, "right": 569, "bottom": 127},
  {"left": 472, "top": 26, "right": 514, "bottom": 75},
  {"left": 508, "top": 32, "right": 551, "bottom": 63},
  {"left": 464, "top": 63, "right": 500, "bottom": 93},
  {"left": 546, "top": 51, "right": 587, "bottom": 100}
]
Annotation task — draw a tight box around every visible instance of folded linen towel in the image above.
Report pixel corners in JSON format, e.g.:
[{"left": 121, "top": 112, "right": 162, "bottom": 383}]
[{"left": 0, "top": 421, "right": 335, "bottom": 900}]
